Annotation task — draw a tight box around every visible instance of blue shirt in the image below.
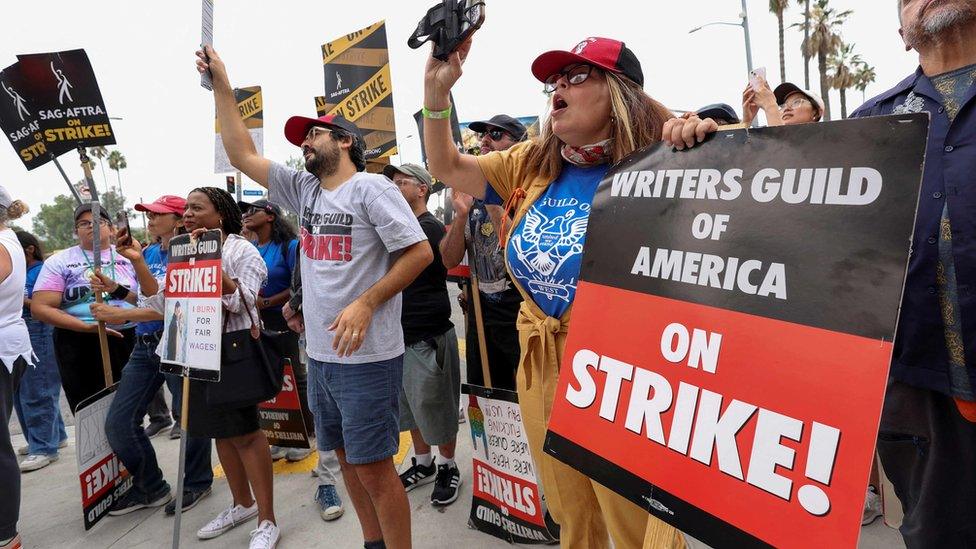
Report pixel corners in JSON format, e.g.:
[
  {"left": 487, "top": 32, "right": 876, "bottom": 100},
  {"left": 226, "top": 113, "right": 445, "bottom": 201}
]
[
  {"left": 506, "top": 163, "right": 608, "bottom": 318},
  {"left": 852, "top": 66, "right": 976, "bottom": 398},
  {"left": 136, "top": 243, "right": 168, "bottom": 336},
  {"left": 256, "top": 239, "right": 298, "bottom": 314},
  {"left": 23, "top": 262, "right": 43, "bottom": 318}
]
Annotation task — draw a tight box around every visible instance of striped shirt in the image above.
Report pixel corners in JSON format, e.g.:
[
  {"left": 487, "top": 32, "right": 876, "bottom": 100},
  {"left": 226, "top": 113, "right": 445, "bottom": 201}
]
[{"left": 146, "top": 233, "right": 267, "bottom": 334}]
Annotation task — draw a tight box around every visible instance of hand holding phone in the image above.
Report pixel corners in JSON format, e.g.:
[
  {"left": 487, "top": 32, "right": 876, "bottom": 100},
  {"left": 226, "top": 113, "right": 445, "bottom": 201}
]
[
  {"left": 115, "top": 212, "right": 132, "bottom": 247},
  {"left": 749, "top": 67, "right": 767, "bottom": 92}
]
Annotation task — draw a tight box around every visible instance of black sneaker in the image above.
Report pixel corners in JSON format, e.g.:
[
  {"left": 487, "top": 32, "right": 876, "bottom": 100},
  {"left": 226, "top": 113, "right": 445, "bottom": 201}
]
[
  {"left": 165, "top": 486, "right": 213, "bottom": 516},
  {"left": 145, "top": 420, "right": 173, "bottom": 439},
  {"left": 399, "top": 457, "right": 436, "bottom": 492},
  {"left": 430, "top": 463, "right": 461, "bottom": 506},
  {"left": 108, "top": 485, "right": 172, "bottom": 516},
  {"left": 169, "top": 424, "right": 182, "bottom": 440}
]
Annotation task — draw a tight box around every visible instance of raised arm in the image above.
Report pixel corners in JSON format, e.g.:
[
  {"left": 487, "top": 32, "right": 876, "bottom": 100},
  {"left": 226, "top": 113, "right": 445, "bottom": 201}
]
[
  {"left": 440, "top": 190, "right": 471, "bottom": 269},
  {"left": 423, "top": 40, "right": 488, "bottom": 198},
  {"left": 196, "top": 46, "right": 271, "bottom": 187}
]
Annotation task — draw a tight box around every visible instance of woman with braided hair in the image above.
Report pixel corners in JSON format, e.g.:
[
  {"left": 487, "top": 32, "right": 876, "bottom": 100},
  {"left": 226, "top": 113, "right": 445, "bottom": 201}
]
[
  {"left": 95, "top": 187, "right": 279, "bottom": 548},
  {"left": 173, "top": 187, "right": 279, "bottom": 547}
]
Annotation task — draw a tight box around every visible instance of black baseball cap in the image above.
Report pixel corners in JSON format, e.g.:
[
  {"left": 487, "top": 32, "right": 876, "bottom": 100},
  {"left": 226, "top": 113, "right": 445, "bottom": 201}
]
[
  {"left": 237, "top": 199, "right": 283, "bottom": 217},
  {"left": 468, "top": 115, "right": 529, "bottom": 142},
  {"left": 695, "top": 103, "right": 740, "bottom": 124},
  {"left": 74, "top": 203, "right": 112, "bottom": 223}
]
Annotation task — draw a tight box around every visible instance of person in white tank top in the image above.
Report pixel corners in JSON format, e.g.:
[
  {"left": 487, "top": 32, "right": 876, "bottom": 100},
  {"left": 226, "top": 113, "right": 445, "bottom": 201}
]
[{"left": 0, "top": 185, "right": 34, "bottom": 549}]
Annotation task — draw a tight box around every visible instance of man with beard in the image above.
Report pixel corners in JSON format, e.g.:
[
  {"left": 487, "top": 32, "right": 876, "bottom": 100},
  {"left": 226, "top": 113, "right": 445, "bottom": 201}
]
[
  {"left": 197, "top": 46, "right": 433, "bottom": 549},
  {"left": 851, "top": 1, "right": 976, "bottom": 545},
  {"left": 440, "top": 115, "right": 526, "bottom": 391}
]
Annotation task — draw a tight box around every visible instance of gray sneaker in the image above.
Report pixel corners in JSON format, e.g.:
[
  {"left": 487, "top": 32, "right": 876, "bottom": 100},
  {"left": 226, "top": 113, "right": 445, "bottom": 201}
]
[
  {"left": 285, "top": 447, "right": 312, "bottom": 462},
  {"left": 269, "top": 446, "right": 287, "bottom": 461},
  {"left": 169, "top": 424, "right": 182, "bottom": 440}
]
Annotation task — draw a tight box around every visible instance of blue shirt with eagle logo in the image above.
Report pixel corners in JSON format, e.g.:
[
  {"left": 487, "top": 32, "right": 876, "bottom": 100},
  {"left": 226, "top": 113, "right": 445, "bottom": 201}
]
[{"left": 505, "top": 163, "right": 608, "bottom": 318}]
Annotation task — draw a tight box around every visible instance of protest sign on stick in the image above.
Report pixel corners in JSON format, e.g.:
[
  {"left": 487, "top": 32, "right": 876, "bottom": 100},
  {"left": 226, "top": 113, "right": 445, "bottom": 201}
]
[
  {"left": 1, "top": 49, "right": 114, "bottom": 171},
  {"left": 542, "top": 114, "right": 930, "bottom": 548},
  {"left": 463, "top": 385, "right": 558, "bottom": 544},
  {"left": 160, "top": 230, "right": 223, "bottom": 380},
  {"left": 161, "top": 229, "right": 222, "bottom": 549},
  {"left": 259, "top": 360, "right": 310, "bottom": 449},
  {"left": 75, "top": 386, "right": 131, "bottom": 530},
  {"left": 200, "top": 0, "right": 214, "bottom": 90},
  {"left": 321, "top": 21, "right": 397, "bottom": 161},
  {"left": 215, "top": 86, "right": 262, "bottom": 174}
]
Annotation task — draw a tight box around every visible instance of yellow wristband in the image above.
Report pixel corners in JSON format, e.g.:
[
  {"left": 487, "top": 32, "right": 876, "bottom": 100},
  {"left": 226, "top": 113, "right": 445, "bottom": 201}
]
[{"left": 422, "top": 105, "right": 452, "bottom": 119}]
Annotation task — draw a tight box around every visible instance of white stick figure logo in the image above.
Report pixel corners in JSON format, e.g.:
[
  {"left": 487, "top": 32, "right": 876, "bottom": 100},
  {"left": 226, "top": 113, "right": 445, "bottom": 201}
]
[
  {"left": 3, "top": 82, "right": 30, "bottom": 121},
  {"left": 51, "top": 61, "right": 74, "bottom": 104},
  {"left": 336, "top": 71, "right": 342, "bottom": 90}
]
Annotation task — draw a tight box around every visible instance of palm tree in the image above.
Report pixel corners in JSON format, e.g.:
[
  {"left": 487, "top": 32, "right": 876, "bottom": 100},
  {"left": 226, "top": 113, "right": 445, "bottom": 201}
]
[
  {"left": 853, "top": 61, "right": 877, "bottom": 104},
  {"left": 800, "top": 0, "right": 811, "bottom": 89},
  {"left": 89, "top": 146, "right": 110, "bottom": 190},
  {"left": 107, "top": 150, "right": 127, "bottom": 204},
  {"left": 801, "top": 0, "right": 851, "bottom": 121},
  {"left": 827, "top": 42, "right": 861, "bottom": 118},
  {"left": 770, "top": 0, "right": 791, "bottom": 82}
]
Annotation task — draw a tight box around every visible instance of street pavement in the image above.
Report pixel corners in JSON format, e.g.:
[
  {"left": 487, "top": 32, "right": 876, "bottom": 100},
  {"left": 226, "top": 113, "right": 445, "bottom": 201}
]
[{"left": 9, "top": 286, "right": 905, "bottom": 548}]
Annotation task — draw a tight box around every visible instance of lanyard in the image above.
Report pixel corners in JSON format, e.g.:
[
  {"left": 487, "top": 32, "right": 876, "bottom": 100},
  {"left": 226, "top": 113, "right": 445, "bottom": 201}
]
[{"left": 79, "top": 246, "right": 118, "bottom": 300}]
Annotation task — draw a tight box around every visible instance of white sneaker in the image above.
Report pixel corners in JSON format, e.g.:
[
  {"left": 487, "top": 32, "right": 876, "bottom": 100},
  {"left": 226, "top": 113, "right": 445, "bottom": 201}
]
[
  {"left": 248, "top": 520, "right": 280, "bottom": 549},
  {"left": 19, "top": 454, "right": 58, "bottom": 473},
  {"left": 862, "top": 485, "right": 883, "bottom": 526},
  {"left": 196, "top": 503, "right": 259, "bottom": 539}
]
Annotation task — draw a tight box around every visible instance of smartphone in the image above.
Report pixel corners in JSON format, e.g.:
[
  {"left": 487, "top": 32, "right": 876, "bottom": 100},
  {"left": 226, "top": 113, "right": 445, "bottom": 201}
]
[
  {"left": 749, "top": 67, "right": 767, "bottom": 91},
  {"left": 115, "top": 211, "right": 132, "bottom": 247}
]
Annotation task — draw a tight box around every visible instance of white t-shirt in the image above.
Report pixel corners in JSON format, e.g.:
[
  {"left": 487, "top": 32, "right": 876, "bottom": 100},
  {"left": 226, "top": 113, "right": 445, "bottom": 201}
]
[
  {"left": 269, "top": 163, "right": 426, "bottom": 364},
  {"left": 0, "top": 228, "right": 32, "bottom": 372}
]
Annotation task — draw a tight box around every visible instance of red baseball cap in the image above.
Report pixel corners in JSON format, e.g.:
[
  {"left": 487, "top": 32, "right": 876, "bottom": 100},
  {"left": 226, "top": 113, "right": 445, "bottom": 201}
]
[
  {"left": 283, "top": 114, "right": 363, "bottom": 147},
  {"left": 532, "top": 37, "right": 644, "bottom": 88},
  {"left": 135, "top": 195, "right": 187, "bottom": 215}
]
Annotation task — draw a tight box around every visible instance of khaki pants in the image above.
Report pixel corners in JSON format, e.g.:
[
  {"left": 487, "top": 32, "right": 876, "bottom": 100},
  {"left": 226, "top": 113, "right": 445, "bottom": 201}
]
[{"left": 516, "top": 310, "right": 684, "bottom": 549}]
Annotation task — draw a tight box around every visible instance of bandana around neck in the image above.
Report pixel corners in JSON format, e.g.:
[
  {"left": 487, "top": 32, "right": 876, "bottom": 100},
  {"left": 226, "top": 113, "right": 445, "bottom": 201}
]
[{"left": 560, "top": 138, "right": 613, "bottom": 167}]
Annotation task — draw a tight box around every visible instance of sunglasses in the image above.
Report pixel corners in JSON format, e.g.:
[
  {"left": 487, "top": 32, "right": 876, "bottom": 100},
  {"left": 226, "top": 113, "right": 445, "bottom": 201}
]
[
  {"left": 544, "top": 64, "right": 594, "bottom": 93},
  {"left": 243, "top": 206, "right": 272, "bottom": 218},
  {"left": 478, "top": 129, "right": 512, "bottom": 142}
]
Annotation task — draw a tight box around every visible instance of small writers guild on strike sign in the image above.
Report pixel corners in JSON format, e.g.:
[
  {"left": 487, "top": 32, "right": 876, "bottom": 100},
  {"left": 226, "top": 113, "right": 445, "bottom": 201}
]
[{"left": 160, "top": 231, "right": 223, "bottom": 381}]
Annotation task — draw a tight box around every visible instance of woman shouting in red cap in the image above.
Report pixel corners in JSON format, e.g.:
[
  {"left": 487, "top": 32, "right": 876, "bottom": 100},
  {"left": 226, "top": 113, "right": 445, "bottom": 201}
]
[{"left": 423, "top": 35, "right": 689, "bottom": 548}]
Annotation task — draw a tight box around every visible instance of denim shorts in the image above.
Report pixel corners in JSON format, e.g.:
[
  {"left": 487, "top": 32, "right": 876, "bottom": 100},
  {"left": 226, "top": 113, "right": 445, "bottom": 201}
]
[{"left": 307, "top": 355, "right": 403, "bottom": 465}]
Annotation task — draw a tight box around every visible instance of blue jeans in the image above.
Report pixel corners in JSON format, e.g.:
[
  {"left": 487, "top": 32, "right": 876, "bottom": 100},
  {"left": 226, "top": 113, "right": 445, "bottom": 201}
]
[
  {"left": 13, "top": 318, "right": 67, "bottom": 455},
  {"left": 308, "top": 355, "right": 403, "bottom": 465},
  {"left": 104, "top": 332, "right": 213, "bottom": 497}
]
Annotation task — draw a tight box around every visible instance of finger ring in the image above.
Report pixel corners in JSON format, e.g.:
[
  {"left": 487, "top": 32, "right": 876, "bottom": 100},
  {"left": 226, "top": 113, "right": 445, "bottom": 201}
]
[{"left": 352, "top": 332, "right": 360, "bottom": 338}]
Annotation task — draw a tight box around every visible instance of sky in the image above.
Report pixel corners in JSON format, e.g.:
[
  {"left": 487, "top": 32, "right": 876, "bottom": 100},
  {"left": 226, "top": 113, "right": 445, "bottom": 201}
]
[{"left": 0, "top": 0, "right": 918, "bottom": 230}]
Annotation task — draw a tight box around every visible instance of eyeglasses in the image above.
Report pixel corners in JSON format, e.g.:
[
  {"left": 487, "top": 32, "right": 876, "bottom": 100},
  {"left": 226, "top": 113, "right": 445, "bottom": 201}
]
[
  {"left": 779, "top": 97, "right": 811, "bottom": 110},
  {"left": 393, "top": 177, "right": 422, "bottom": 188},
  {"left": 304, "top": 126, "right": 340, "bottom": 142},
  {"left": 478, "top": 129, "right": 511, "bottom": 142},
  {"left": 544, "top": 64, "right": 594, "bottom": 93},
  {"left": 75, "top": 219, "right": 110, "bottom": 230}
]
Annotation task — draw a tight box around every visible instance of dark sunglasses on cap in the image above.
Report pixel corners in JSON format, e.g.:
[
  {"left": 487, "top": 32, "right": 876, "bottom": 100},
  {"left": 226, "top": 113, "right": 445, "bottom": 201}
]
[
  {"left": 543, "top": 64, "right": 594, "bottom": 94},
  {"left": 478, "top": 129, "right": 512, "bottom": 142}
]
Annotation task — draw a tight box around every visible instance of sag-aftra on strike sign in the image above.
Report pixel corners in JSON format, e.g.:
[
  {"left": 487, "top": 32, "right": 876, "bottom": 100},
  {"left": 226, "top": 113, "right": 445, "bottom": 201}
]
[
  {"left": 0, "top": 49, "right": 115, "bottom": 170},
  {"left": 544, "top": 114, "right": 929, "bottom": 549}
]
